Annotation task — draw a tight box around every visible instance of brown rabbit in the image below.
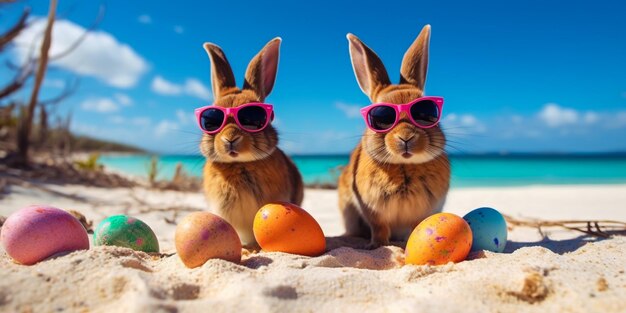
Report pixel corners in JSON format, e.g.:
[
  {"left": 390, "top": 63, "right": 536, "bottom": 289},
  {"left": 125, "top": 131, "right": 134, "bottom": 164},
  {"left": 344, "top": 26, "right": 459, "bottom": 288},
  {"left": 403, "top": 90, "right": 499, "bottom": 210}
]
[
  {"left": 200, "top": 38, "right": 303, "bottom": 245},
  {"left": 338, "top": 25, "right": 450, "bottom": 248}
]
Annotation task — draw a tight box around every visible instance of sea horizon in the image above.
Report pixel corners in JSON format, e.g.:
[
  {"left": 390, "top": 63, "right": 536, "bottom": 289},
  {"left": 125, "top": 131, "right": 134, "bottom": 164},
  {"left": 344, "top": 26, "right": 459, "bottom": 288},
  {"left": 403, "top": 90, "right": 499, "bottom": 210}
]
[{"left": 98, "top": 152, "right": 626, "bottom": 188}]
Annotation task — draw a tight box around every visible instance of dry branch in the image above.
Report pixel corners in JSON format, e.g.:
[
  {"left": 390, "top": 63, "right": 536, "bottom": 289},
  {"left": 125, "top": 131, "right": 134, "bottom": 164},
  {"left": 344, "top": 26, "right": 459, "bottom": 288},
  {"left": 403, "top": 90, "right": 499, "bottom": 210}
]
[
  {"left": 503, "top": 214, "right": 626, "bottom": 238},
  {"left": 49, "top": 4, "right": 105, "bottom": 61},
  {"left": 16, "top": 0, "right": 57, "bottom": 164},
  {"left": 0, "top": 62, "right": 34, "bottom": 99},
  {"left": 0, "top": 7, "right": 29, "bottom": 51}
]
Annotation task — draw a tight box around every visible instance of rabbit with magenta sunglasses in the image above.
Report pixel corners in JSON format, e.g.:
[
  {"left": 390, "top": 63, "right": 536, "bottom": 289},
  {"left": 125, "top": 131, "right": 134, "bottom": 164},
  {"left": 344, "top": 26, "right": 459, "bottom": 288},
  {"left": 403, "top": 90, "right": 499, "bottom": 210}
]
[
  {"left": 197, "top": 38, "right": 303, "bottom": 245},
  {"left": 338, "top": 25, "right": 451, "bottom": 249}
]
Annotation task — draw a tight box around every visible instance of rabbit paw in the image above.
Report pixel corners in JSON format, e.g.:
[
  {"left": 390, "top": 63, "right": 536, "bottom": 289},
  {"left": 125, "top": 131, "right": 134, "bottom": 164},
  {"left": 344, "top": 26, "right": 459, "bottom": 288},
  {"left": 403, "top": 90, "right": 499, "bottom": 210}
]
[{"left": 364, "top": 239, "right": 389, "bottom": 250}]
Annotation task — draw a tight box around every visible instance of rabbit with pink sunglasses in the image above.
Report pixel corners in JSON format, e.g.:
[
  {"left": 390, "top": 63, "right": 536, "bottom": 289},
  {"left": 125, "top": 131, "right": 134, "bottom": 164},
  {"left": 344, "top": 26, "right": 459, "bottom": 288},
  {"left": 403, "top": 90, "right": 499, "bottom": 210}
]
[
  {"left": 197, "top": 38, "right": 303, "bottom": 245},
  {"left": 338, "top": 25, "right": 451, "bottom": 249}
]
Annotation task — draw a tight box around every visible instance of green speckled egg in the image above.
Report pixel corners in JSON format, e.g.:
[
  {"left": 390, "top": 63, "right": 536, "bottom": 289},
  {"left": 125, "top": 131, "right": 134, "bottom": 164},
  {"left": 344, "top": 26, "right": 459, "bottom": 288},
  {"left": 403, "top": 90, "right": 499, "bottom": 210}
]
[{"left": 93, "top": 215, "right": 159, "bottom": 253}]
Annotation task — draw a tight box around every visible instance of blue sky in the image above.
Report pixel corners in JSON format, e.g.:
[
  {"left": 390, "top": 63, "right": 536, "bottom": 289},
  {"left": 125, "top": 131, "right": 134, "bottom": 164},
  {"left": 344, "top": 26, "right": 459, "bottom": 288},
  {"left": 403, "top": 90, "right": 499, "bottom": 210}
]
[{"left": 1, "top": 0, "right": 625, "bottom": 154}]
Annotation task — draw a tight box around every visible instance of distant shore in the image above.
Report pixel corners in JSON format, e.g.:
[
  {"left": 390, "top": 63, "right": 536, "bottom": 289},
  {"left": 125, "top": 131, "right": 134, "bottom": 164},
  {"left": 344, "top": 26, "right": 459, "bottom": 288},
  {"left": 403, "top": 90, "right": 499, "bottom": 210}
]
[{"left": 91, "top": 153, "right": 626, "bottom": 189}]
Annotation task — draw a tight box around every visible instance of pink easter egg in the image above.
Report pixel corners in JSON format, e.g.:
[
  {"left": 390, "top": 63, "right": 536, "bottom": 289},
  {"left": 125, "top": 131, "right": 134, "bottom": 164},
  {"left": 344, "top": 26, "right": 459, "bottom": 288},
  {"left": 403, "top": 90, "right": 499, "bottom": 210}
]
[{"left": 1, "top": 205, "right": 89, "bottom": 265}]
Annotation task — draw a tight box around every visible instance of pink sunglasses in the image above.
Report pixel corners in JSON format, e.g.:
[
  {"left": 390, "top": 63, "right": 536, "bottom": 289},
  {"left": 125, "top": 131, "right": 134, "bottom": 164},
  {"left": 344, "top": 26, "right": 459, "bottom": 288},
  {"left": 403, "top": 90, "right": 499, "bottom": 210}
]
[
  {"left": 360, "top": 96, "right": 444, "bottom": 133},
  {"left": 194, "top": 103, "right": 274, "bottom": 134}
]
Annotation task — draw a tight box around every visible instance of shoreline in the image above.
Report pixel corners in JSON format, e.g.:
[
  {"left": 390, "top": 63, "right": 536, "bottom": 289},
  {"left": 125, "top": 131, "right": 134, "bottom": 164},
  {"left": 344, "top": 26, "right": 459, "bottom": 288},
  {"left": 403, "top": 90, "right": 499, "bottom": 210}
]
[
  {"left": 100, "top": 160, "right": 626, "bottom": 190},
  {"left": 89, "top": 153, "right": 626, "bottom": 190}
]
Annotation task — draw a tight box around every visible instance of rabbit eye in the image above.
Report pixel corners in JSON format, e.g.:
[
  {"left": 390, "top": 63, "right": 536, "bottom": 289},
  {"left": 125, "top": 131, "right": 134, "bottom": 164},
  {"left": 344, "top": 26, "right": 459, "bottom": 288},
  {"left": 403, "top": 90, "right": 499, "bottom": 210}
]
[
  {"left": 368, "top": 106, "right": 396, "bottom": 131},
  {"left": 200, "top": 109, "right": 225, "bottom": 132},
  {"left": 237, "top": 106, "right": 268, "bottom": 131},
  {"left": 410, "top": 100, "right": 439, "bottom": 126}
]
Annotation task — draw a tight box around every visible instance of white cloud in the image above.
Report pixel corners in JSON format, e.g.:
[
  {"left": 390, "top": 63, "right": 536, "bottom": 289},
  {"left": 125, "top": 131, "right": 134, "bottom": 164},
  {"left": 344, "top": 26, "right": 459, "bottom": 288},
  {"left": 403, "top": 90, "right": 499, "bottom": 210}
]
[
  {"left": 113, "top": 93, "right": 132, "bottom": 106},
  {"left": 511, "top": 115, "right": 523, "bottom": 124},
  {"left": 132, "top": 117, "right": 151, "bottom": 126},
  {"left": 155, "top": 120, "right": 178, "bottom": 137},
  {"left": 174, "top": 25, "right": 184, "bottom": 34},
  {"left": 176, "top": 109, "right": 195, "bottom": 124},
  {"left": 138, "top": 14, "right": 152, "bottom": 24},
  {"left": 151, "top": 76, "right": 212, "bottom": 101},
  {"left": 606, "top": 111, "right": 626, "bottom": 129},
  {"left": 71, "top": 122, "right": 99, "bottom": 136},
  {"left": 538, "top": 103, "right": 579, "bottom": 127},
  {"left": 184, "top": 78, "right": 212, "bottom": 100},
  {"left": 81, "top": 98, "right": 119, "bottom": 113},
  {"left": 536, "top": 103, "right": 626, "bottom": 129},
  {"left": 490, "top": 104, "right": 626, "bottom": 143},
  {"left": 109, "top": 116, "right": 151, "bottom": 126},
  {"left": 109, "top": 116, "right": 125, "bottom": 124},
  {"left": 335, "top": 102, "right": 361, "bottom": 119},
  {"left": 583, "top": 112, "right": 599, "bottom": 124},
  {"left": 442, "top": 113, "right": 486, "bottom": 133},
  {"left": 151, "top": 76, "right": 183, "bottom": 95},
  {"left": 460, "top": 114, "right": 478, "bottom": 126},
  {"left": 13, "top": 19, "right": 148, "bottom": 88}
]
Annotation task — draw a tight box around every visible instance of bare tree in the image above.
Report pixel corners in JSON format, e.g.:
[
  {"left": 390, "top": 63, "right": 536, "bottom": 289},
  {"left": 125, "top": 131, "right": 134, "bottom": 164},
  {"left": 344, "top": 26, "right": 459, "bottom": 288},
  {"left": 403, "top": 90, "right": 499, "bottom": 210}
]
[
  {"left": 0, "top": 1, "right": 105, "bottom": 166},
  {"left": 0, "top": 8, "right": 31, "bottom": 100},
  {"left": 0, "top": 7, "right": 28, "bottom": 51},
  {"left": 37, "top": 78, "right": 79, "bottom": 148},
  {"left": 14, "top": 0, "right": 57, "bottom": 166},
  {"left": 0, "top": 4, "right": 103, "bottom": 101}
]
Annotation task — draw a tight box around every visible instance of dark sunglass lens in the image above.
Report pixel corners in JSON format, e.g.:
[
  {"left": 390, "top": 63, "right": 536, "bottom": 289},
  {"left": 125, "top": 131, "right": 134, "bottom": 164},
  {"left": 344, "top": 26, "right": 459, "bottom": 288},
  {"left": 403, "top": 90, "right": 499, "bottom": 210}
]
[
  {"left": 200, "top": 109, "right": 225, "bottom": 132},
  {"left": 368, "top": 106, "right": 396, "bottom": 131},
  {"left": 410, "top": 100, "right": 439, "bottom": 126},
  {"left": 237, "top": 106, "right": 268, "bottom": 130}
]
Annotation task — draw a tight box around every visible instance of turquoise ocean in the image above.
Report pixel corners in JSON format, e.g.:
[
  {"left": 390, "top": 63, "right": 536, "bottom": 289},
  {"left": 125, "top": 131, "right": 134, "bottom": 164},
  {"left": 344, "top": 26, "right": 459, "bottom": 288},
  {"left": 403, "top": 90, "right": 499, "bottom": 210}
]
[{"left": 99, "top": 154, "right": 626, "bottom": 188}]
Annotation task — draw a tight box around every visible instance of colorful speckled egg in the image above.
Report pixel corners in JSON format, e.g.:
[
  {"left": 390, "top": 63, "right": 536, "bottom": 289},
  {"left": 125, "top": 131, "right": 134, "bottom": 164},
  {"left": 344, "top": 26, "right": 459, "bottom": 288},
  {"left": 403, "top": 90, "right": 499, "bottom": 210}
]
[
  {"left": 0, "top": 205, "right": 89, "bottom": 265},
  {"left": 405, "top": 212, "right": 472, "bottom": 266},
  {"left": 253, "top": 202, "right": 326, "bottom": 256},
  {"left": 175, "top": 212, "right": 241, "bottom": 268},
  {"left": 463, "top": 207, "right": 508, "bottom": 253},
  {"left": 93, "top": 215, "right": 159, "bottom": 253}
]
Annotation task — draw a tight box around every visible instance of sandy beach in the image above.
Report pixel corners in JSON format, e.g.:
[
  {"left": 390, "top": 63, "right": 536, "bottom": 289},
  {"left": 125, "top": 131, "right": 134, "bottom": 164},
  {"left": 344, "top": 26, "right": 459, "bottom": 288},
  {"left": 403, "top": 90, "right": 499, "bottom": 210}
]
[
  {"left": 1, "top": 182, "right": 625, "bottom": 312},
  {"left": 2, "top": 0, "right": 625, "bottom": 311}
]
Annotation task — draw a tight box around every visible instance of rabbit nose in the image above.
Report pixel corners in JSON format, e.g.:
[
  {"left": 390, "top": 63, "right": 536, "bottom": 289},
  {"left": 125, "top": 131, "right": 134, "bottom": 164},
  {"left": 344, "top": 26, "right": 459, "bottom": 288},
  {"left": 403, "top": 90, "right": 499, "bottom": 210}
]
[
  {"left": 222, "top": 136, "right": 242, "bottom": 150},
  {"left": 222, "top": 136, "right": 241, "bottom": 144},
  {"left": 397, "top": 135, "right": 415, "bottom": 143}
]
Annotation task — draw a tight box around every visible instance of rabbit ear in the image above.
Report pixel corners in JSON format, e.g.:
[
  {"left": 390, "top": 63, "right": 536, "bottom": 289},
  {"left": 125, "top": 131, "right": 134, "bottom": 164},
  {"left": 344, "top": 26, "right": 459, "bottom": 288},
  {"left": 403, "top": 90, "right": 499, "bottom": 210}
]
[
  {"left": 203, "top": 42, "right": 237, "bottom": 100},
  {"left": 243, "top": 37, "right": 281, "bottom": 101},
  {"left": 400, "top": 25, "right": 431, "bottom": 90},
  {"left": 347, "top": 33, "right": 391, "bottom": 101}
]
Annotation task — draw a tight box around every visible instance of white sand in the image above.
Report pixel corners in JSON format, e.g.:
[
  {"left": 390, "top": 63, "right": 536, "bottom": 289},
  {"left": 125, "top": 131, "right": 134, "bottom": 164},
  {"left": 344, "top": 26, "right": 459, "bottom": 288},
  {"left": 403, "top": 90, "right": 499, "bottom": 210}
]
[{"left": 1, "top": 183, "right": 625, "bottom": 312}]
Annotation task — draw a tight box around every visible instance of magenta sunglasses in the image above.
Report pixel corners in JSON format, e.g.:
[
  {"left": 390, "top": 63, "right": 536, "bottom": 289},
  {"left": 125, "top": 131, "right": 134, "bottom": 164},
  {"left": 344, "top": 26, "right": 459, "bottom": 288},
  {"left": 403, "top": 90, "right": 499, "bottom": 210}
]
[
  {"left": 360, "top": 96, "right": 444, "bottom": 133},
  {"left": 194, "top": 103, "right": 274, "bottom": 134}
]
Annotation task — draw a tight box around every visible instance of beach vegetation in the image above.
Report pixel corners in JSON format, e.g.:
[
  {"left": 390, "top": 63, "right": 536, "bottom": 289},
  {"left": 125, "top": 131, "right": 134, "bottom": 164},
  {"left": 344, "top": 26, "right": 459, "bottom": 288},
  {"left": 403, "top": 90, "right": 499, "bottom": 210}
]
[
  {"left": 74, "top": 153, "right": 102, "bottom": 172},
  {"left": 147, "top": 156, "right": 161, "bottom": 187}
]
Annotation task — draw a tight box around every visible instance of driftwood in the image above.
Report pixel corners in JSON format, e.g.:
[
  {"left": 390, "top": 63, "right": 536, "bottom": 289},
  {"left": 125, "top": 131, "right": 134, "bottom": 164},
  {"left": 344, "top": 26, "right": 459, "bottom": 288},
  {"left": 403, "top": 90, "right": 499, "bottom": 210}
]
[
  {"left": 68, "top": 209, "right": 93, "bottom": 233},
  {"left": 503, "top": 214, "right": 626, "bottom": 238},
  {"left": 0, "top": 158, "right": 137, "bottom": 189}
]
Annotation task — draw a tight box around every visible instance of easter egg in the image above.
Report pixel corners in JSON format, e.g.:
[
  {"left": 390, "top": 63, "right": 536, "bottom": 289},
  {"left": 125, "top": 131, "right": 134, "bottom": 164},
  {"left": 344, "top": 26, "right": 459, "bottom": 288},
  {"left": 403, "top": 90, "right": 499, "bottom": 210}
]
[
  {"left": 463, "top": 207, "right": 508, "bottom": 253},
  {"left": 253, "top": 202, "right": 326, "bottom": 256},
  {"left": 175, "top": 212, "right": 241, "bottom": 268},
  {"left": 93, "top": 215, "right": 159, "bottom": 253},
  {"left": 0, "top": 205, "right": 89, "bottom": 265},
  {"left": 405, "top": 212, "right": 472, "bottom": 266}
]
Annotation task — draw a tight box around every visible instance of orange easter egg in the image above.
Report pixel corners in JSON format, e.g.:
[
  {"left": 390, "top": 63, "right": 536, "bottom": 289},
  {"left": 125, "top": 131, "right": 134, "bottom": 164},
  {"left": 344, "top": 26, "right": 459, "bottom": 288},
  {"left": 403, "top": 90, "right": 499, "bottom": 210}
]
[
  {"left": 405, "top": 212, "right": 472, "bottom": 266},
  {"left": 253, "top": 202, "right": 326, "bottom": 256},
  {"left": 175, "top": 212, "right": 241, "bottom": 268}
]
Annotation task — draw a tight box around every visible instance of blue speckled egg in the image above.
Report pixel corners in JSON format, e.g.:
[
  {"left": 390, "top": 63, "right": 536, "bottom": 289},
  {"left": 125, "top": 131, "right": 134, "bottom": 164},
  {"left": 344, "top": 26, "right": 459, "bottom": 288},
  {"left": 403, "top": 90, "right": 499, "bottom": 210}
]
[{"left": 463, "top": 207, "right": 508, "bottom": 253}]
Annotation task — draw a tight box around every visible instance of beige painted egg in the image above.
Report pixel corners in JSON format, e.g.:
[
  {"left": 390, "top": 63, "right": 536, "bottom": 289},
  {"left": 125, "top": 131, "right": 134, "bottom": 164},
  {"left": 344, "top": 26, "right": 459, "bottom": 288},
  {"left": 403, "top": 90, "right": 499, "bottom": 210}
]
[{"left": 175, "top": 212, "right": 241, "bottom": 268}]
